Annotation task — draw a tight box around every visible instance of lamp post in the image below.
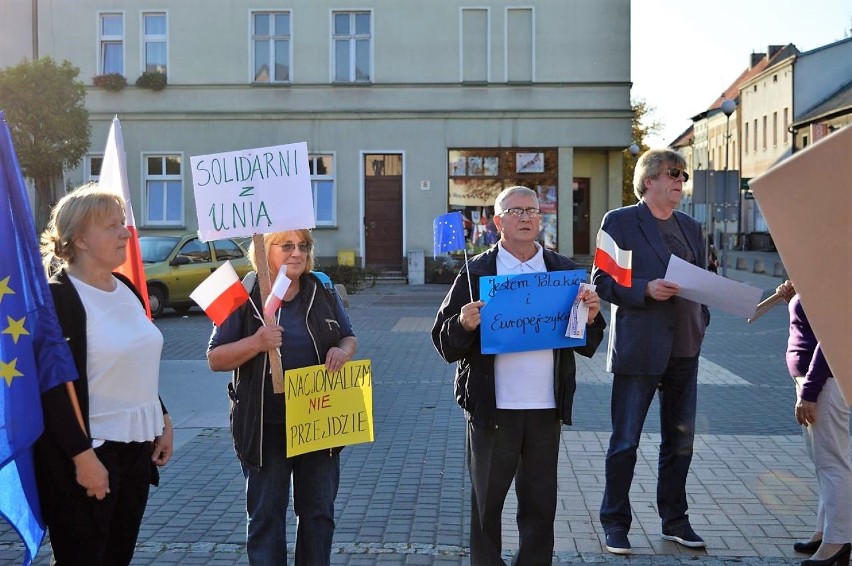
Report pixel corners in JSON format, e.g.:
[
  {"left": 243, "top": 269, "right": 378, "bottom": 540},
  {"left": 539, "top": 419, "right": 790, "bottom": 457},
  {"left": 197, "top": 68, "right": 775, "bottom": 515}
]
[{"left": 719, "top": 98, "right": 736, "bottom": 277}]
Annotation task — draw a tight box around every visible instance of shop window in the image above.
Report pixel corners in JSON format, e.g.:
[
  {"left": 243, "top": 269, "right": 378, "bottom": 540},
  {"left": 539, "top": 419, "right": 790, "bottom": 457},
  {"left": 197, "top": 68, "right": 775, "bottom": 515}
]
[{"left": 447, "top": 148, "right": 558, "bottom": 252}]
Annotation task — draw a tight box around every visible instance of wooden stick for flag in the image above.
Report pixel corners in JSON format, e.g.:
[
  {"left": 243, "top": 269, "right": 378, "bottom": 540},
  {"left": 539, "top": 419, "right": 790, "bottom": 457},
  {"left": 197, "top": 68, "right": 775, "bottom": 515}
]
[
  {"left": 252, "top": 234, "right": 286, "bottom": 393},
  {"left": 463, "top": 248, "right": 473, "bottom": 303},
  {"left": 65, "top": 382, "right": 87, "bottom": 434},
  {"left": 747, "top": 291, "right": 785, "bottom": 324}
]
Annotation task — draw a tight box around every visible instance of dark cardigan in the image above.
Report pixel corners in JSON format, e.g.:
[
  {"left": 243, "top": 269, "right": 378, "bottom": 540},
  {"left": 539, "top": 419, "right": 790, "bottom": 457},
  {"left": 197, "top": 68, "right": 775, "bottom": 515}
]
[{"left": 36, "top": 269, "right": 165, "bottom": 484}]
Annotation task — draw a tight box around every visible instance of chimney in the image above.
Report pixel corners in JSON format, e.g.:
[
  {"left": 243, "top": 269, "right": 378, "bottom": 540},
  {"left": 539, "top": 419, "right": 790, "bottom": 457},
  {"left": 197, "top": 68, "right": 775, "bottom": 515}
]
[
  {"left": 750, "top": 52, "right": 766, "bottom": 68},
  {"left": 768, "top": 45, "right": 784, "bottom": 59}
]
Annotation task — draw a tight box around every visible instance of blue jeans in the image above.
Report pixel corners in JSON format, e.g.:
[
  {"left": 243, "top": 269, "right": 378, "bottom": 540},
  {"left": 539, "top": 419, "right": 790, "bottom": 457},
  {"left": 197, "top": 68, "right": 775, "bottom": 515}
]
[
  {"left": 600, "top": 356, "right": 698, "bottom": 534},
  {"left": 242, "top": 424, "right": 340, "bottom": 566}
]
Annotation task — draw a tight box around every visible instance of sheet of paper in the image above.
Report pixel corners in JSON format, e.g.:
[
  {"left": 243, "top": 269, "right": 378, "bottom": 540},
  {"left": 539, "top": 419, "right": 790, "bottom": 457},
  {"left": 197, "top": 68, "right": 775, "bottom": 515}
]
[
  {"left": 566, "top": 283, "right": 595, "bottom": 339},
  {"left": 664, "top": 255, "right": 762, "bottom": 318}
]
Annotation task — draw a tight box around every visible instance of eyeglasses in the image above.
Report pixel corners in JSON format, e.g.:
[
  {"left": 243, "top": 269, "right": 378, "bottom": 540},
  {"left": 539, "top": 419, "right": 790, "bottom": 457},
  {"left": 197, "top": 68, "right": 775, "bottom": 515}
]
[
  {"left": 665, "top": 168, "right": 689, "bottom": 182},
  {"left": 499, "top": 207, "right": 542, "bottom": 218},
  {"left": 277, "top": 242, "right": 312, "bottom": 253}
]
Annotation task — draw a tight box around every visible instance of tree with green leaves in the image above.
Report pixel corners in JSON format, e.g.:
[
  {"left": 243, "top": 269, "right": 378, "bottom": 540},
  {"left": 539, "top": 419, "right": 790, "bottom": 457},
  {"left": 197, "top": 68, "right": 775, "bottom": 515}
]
[
  {"left": 622, "top": 98, "right": 662, "bottom": 205},
  {"left": 0, "top": 57, "right": 90, "bottom": 229}
]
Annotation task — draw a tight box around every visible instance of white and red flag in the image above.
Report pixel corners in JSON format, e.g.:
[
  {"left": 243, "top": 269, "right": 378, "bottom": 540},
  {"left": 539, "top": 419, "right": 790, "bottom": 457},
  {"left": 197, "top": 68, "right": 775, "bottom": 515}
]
[
  {"left": 98, "top": 116, "right": 152, "bottom": 318},
  {"left": 594, "top": 229, "right": 632, "bottom": 287},
  {"left": 190, "top": 261, "right": 250, "bottom": 325},
  {"left": 263, "top": 266, "right": 292, "bottom": 319}
]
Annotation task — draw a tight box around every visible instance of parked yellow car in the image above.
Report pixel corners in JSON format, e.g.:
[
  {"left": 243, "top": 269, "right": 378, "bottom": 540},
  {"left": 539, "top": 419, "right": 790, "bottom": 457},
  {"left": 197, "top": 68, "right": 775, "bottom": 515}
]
[{"left": 141, "top": 232, "right": 253, "bottom": 317}]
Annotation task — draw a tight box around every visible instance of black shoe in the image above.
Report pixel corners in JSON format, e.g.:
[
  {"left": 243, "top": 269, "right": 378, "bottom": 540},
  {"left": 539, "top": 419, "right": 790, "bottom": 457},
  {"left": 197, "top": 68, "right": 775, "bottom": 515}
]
[
  {"left": 661, "top": 524, "right": 707, "bottom": 549},
  {"left": 795, "top": 539, "right": 823, "bottom": 554},
  {"left": 605, "top": 531, "right": 631, "bottom": 555},
  {"left": 801, "top": 542, "right": 851, "bottom": 566}
]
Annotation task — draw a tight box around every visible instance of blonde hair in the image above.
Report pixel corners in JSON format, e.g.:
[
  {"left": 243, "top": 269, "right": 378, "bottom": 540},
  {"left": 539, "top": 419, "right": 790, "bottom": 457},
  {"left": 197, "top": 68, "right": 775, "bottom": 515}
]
[
  {"left": 248, "top": 229, "right": 315, "bottom": 275},
  {"left": 40, "top": 183, "right": 125, "bottom": 275}
]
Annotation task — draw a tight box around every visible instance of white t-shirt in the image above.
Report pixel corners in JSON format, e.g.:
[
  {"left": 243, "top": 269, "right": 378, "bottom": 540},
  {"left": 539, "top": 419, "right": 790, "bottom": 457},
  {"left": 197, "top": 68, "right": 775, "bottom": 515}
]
[
  {"left": 69, "top": 275, "right": 165, "bottom": 444},
  {"left": 493, "top": 242, "right": 556, "bottom": 409}
]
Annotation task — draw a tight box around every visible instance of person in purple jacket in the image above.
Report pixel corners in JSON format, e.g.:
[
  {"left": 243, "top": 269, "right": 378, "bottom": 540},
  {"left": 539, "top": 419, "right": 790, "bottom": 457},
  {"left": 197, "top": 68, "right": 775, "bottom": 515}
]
[{"left": 778, "top": 280, "right": 851, "bottom": 566}]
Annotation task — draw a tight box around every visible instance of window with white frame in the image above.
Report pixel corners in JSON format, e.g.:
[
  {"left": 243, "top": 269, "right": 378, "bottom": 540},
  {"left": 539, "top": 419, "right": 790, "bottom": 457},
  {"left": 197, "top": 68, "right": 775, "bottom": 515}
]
[
  {"left": 145, "top": 154, "right": 183, "bottom": 226},
  {"left": 85, "top": 155, "right": 104, "bottom": 182},
  {"left": 143, "top": 12, "right": 167, "bottom": 74},
  {"left": 332, "top": 11, "right": 371, "bottom": 83},
  {"left": 309, "top": 154, "right": 335, "bottom": 226},
  {"left": 99, "top": 13, "right": 124, "bottom": 75},
  {"left": 252, "top": 11, "right": 291, "bottom": 83}
]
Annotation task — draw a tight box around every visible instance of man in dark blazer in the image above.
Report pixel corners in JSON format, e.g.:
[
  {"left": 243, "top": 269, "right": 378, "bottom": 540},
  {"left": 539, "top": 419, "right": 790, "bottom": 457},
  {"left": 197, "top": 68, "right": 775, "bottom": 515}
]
[{"left": 592, "top": 148, "right": 710, "bottom": 555}]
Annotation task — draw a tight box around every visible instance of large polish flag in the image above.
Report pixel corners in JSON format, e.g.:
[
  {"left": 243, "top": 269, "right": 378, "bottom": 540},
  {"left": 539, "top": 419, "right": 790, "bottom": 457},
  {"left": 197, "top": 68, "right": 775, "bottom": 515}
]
[
  {"left": 98, "top": 116, "right": 151, "bottom": 318},
  {"left": 594, "top": 229, "right": 633, "bottom": 287},
  {"left": 190, "top": 261, "right": 250, "bottom": 326},
  {"left": 263, "top": 266, "right": 292, "bottom": 319}
]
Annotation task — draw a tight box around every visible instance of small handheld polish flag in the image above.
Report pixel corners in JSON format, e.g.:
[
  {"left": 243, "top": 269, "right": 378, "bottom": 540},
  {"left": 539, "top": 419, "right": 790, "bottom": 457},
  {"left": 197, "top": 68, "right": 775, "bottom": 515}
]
[
  {"left": 190, "top": 261, "right": 250, "bottom": 325},
  {"left": 263, "top": 266, "right": 292, "bottom": 318},
  {"left": 593, "top": 229, "right": 633, "bottom": 287}
]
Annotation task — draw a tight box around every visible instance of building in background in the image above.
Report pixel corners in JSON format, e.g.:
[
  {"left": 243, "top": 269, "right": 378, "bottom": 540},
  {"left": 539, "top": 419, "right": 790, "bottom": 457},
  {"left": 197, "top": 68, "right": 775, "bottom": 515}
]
[{"left": 0, "top": 0, "right": 632, "bottom": 280}]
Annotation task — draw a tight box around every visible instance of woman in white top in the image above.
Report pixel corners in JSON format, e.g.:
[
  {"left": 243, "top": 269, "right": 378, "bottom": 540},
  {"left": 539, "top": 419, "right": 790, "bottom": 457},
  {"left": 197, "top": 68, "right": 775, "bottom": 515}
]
[{"left": 35, "top": 184, "right": 173, "bottom": 565}]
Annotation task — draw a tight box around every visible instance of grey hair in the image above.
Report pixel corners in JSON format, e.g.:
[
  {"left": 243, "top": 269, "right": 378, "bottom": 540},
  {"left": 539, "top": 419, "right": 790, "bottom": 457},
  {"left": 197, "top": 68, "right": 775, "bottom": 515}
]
[
  {"left": 494, "top": 186, "right": 538, "bottom": 214},
  {"left": 633, "top": 148, "right": 687, "bottom": 200}
]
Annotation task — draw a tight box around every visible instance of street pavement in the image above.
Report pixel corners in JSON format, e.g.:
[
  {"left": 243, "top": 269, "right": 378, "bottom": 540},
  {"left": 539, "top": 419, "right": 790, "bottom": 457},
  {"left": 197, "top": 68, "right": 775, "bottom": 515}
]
[{"left": 2, "top": 250, "right": 847, "bottom": 565}]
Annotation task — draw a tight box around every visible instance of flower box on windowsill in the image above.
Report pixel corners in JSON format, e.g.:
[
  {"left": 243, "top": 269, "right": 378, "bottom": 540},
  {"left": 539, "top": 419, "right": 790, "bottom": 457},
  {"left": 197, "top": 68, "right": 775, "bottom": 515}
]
[
  {"left": 92, "top": 73, "right": 127, "bottom": 91},
  {"left": 135, "top": 72, "right": 167, "bottom": 91}
]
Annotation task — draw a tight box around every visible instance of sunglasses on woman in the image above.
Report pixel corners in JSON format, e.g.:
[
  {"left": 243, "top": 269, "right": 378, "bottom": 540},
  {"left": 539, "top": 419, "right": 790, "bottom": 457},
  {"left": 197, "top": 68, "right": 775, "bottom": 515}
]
[{"left": 278, "top": 242, "right": 312, "bottom": 253}]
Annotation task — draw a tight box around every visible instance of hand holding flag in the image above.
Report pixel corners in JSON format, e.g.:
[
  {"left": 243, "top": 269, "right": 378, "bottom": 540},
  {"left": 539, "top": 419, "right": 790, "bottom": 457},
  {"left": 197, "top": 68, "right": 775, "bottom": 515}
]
[
  {"left": 190, "top": 261, "right": 250, "bottom": 326},
  {"left": 263, "top": 266, "right": 292, "bottom": 319},
  {"left": 594, "top": 229, "right": 632, "bottom": 287}
]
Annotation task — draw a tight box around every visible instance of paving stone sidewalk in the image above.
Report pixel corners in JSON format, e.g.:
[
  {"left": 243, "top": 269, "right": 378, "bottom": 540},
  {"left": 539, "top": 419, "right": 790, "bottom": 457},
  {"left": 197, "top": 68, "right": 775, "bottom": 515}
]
[{"left": 2, "top": 254, "right": 839, "bottom": 565}]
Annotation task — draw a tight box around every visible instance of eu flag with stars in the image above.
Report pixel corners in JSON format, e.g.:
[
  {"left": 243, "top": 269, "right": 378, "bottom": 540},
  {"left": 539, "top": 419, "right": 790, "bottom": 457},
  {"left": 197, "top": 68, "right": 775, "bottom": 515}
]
[
  {"left": 433, "top": 211, "right": 466, "bottom": 257},
  {"left": 0, "top": 111, "right": 78, "bottom": 564}
]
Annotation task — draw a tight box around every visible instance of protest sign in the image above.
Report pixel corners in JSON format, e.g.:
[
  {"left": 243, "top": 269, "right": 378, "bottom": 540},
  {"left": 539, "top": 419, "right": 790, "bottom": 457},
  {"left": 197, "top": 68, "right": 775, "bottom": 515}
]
[
  {"left": 479, "top": 269, "right": 587, "bottom": 354},
  {"left": 750, "top": 125, "right": 852, "bottom": 405},
  {"left": 190, "top": 142, "right": 314, "bottom": 242},
  {"left": 285, "top": 360, "right": 373, "bottom": 457}
]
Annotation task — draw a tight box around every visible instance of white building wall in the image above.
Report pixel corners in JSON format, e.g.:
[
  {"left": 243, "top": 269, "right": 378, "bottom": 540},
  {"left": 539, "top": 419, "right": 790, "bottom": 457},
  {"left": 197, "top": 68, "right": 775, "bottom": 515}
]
[
  {"left": 739, "top": 59, "right": 794, "bottom": 179},
  {"left": 0, "top": 0, "right": 34, "bottom": 68}
]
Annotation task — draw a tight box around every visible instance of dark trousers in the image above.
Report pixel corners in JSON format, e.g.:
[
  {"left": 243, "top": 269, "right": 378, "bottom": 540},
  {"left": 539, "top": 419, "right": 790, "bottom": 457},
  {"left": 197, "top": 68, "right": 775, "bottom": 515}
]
[
  {"left": 599, "top": 356, "right": 699, "bottom": 535},
  {"left": 242, "top": 424, "right": 340, "bottom": 566},
  {"left": 468, "top": 409, "right": 561, "bottom": 566},
  {"left": 46, "top": 441, "right": 153, "bottom": 566}
]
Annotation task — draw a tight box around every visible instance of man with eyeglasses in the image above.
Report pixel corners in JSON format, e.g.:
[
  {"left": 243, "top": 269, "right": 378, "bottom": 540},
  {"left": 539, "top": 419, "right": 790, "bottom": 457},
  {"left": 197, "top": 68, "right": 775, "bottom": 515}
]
[
  {"left": 592, "top": 148, "right": 710, "bottom": 555},
  {"left": 432, "top": 186, "right": 606, "bottom": 565}
]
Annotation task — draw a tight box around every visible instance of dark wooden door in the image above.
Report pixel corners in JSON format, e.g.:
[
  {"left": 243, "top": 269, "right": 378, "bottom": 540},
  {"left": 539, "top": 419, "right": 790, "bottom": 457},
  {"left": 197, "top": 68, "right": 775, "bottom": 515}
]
[
  {"left": 572, "top": 178, "right": 590, "bottom": 255},
  {"left": 364, "top": 154, "right": 403, "bottom": 270}
]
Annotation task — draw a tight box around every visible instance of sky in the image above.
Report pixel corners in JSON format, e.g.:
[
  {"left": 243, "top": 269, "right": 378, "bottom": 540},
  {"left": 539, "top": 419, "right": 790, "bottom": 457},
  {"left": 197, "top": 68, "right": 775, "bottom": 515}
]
[{"left": 631, "top": 0, "right": 852, "bottom": 147}]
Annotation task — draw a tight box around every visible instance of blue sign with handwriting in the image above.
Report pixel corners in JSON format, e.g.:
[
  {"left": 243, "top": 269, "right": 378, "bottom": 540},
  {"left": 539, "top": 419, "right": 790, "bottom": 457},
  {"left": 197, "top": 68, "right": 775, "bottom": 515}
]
[{"left": 479, "top": 269, "right": 587, "bottom": 354}]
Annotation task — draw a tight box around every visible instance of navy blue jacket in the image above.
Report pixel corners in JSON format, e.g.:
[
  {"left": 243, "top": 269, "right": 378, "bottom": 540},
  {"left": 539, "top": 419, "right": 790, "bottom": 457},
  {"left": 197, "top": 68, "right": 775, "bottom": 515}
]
[{"left": 591, "top": 201, "right": 710, "bottom": 375}]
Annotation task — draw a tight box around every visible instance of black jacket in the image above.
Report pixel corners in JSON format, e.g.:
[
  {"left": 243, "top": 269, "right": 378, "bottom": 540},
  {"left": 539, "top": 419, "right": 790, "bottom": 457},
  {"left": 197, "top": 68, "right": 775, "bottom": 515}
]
[
  {"left": 227, "top": 272, "right": 349, "bottom": 469},
  {"left": 432, "top": 246, "right": 606, "bottom": 428}
]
